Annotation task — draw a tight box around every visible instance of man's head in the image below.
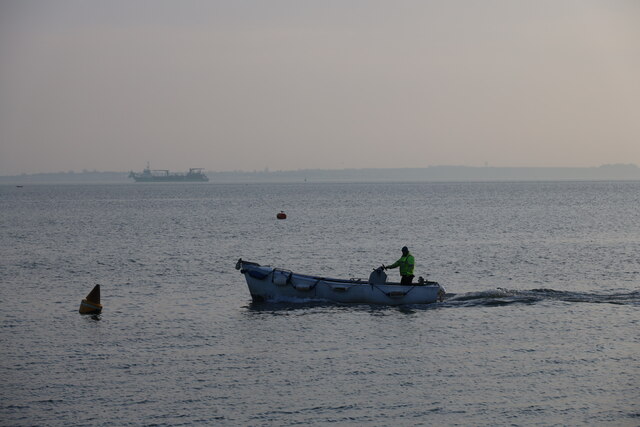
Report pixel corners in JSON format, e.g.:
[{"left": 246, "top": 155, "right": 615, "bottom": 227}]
[{"left": 402, "top": 246, "right": 409, "bottom": 255}]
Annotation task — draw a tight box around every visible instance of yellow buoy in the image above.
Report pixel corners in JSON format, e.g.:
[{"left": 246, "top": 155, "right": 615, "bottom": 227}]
[{"left": 79, "top": 284, "right": 102, "bottom": 314}]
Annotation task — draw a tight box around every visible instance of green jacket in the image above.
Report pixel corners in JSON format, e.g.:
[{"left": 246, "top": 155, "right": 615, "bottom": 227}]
[{"left": 387, "top": 253, "right": 415, "bottom": 276}]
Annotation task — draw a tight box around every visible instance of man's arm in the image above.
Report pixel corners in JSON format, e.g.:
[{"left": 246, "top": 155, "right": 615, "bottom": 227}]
[{"left": 386, "top": 259, "right": 400, "bottom": 269}]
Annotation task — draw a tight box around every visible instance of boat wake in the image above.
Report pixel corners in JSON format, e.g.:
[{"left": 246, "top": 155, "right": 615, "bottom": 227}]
[
  {"left": 443, "top": 288, "right": 640, "bottom": 307},
  {"left": 242, "top": 289, "right": 639, "bottom": 312}
]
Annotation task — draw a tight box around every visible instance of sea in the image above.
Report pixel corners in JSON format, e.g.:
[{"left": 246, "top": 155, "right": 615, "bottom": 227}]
[{"left": 1, "top": 181, "right": 638, "bottom": 426}]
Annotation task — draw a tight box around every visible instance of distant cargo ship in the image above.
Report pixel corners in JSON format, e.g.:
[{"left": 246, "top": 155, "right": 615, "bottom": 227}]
[{"left": 129, "top": 164, "right": 209, "bottom": 182}]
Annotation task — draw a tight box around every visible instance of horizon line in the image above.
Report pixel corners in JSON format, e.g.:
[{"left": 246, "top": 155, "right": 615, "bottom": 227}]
[{"left": 2, "top": 163, "right": 638, "bottom": 177}]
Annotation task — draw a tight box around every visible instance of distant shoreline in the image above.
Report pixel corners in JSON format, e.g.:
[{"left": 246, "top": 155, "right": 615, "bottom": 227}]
[{"left": 1, "top": 164, "right": 639, "bottom": 184}]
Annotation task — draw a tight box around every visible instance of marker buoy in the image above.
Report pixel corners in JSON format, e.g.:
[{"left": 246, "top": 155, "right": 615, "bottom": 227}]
[
  {"left": 79, "top": 284, "right": 102, "bottom": 314},
  {"left": 276, "top": 211, "right": 287, "bottom": 220}
]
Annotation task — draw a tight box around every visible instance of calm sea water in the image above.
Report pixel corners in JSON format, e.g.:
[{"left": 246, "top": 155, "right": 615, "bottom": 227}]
[{"left": 1, "top": 181, "right": 638, "bottom": 426}]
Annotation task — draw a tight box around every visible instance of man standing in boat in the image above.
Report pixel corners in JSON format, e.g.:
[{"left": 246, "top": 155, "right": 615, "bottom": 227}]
[{"left": 384, "top": 246, "right": 415, "bottom": 285}]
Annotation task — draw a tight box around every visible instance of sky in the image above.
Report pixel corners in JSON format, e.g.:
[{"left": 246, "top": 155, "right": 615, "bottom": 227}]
[{"left": 1, "top": 0, "right": 639, "bottom": 175}]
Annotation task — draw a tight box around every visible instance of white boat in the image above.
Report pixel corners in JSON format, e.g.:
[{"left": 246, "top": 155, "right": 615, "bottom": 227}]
[{"left": 235, "top": 259, "right": 446, "bottom": 305}]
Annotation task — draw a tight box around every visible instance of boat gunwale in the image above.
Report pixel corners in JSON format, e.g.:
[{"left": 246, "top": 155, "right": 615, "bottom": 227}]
[{"left": 244, "top": 263, "right": 441, "bottom": 289}]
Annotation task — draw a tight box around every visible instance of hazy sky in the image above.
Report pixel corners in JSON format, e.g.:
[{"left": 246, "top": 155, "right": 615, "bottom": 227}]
[{"left": 1, "top": 0, "right": 639, "bottom": 174}]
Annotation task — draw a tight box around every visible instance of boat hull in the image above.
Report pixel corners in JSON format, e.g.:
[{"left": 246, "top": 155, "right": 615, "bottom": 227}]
[{"left": 237, "top": 261, "right": 444, "bottom": 305}]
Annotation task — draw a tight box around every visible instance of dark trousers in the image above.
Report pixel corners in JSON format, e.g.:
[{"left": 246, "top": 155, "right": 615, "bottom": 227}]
[{"left": 400, "top": 275, "right": 414, "bottom": 286}]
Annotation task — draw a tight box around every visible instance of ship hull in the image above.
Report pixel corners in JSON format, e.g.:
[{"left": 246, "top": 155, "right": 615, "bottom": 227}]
[
  {"left": 131, "top": 176, "right": 208, "bottom": 182},
  {"left": 129, "top": 166, "right": 209, "bottom": 182}
]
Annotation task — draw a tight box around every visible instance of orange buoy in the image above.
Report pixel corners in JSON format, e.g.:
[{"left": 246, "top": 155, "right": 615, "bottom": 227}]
[
  {"left": 79, "top": 284, "right": 103, "bottom": 314},
  {"left": 276, "top": 211, "right": 287, "bottom": 220}
]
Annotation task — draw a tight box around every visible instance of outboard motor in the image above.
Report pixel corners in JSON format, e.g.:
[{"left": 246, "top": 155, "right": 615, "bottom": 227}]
[{"left": 368, "top": 267, "right": 387, "bottom": 286}]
